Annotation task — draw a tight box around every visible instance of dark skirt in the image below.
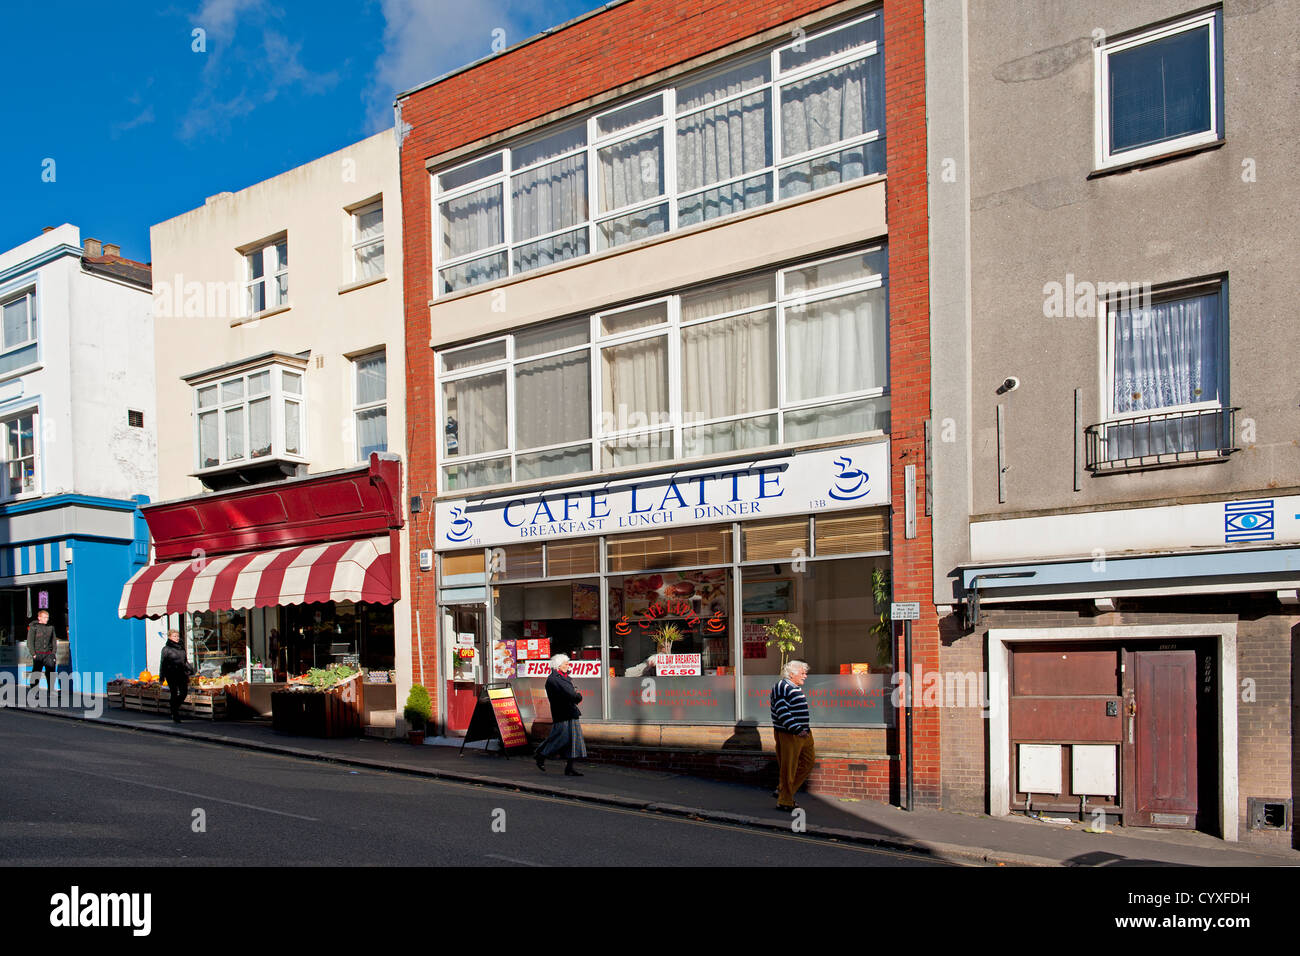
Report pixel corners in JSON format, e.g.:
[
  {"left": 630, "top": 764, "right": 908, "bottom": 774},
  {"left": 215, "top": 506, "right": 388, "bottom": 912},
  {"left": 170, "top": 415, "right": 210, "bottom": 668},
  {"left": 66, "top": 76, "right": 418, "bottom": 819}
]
[{"left": 538, "top": 719, "right": 587, "bottom": 759}]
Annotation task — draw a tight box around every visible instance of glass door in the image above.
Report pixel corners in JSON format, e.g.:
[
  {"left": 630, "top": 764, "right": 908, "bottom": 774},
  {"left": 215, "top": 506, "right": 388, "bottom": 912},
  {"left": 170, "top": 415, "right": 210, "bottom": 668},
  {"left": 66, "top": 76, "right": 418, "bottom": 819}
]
[{"left": 442, "top": 603, "right": 488, "bottom": 734}]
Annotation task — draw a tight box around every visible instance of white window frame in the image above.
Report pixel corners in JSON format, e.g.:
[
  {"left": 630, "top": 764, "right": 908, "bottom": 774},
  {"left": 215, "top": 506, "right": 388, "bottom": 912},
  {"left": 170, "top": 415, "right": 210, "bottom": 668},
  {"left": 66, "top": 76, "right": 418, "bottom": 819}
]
[
  {"left": 0, "top": 408, "right": 39, "bottom": 501},
  {"left": 351, "top": 200, "right": 385, "bottom": 281},
  {"left": 0, "top": 287, "right": 37, "bottom": 355},
  {"left": 431, "top": 10, "right": 884, "bottom": 297},
  {"left": 1099, "top": 279, "right": 1226, "bottom": 427},
  {"left": 1093, "top": 9, "right": 1222, "bottom": 170},
  {"left": 434, "top": 245, "right": 888, "bottom": 492},
  {"left": 192, "top": 365, "right": 307, "bottom": 473},
  {"left": 352, "top": 349, "right": 388, "bottom": 462},
  {"left": 243, "top": 236, "right": 289, "bottom": 316}
]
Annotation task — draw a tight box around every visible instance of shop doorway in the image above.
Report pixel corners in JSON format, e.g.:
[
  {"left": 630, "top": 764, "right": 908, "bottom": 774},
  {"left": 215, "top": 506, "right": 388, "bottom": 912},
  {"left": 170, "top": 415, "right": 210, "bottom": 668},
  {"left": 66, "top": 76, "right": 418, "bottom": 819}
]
[
  {"left": 443, "top": 603, "right": 487, "bottom": 734},
  {"left": 1126, "top": 649, "right": 1199, "bottom": 829}
]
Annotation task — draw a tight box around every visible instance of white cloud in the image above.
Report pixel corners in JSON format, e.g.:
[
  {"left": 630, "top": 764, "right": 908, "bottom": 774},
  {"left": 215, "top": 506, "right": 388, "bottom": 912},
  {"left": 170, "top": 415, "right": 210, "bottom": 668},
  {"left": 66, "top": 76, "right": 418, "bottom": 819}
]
[{"left": 366, "top": 0, "right": 545, "bottom": 131}]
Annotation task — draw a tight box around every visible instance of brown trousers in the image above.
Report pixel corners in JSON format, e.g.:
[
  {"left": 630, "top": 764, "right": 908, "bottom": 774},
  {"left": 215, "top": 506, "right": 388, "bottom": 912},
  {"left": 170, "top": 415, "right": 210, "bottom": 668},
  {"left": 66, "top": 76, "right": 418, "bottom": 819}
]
[{"left": 774, "top": 729, "right": 816, "bottom": 807}]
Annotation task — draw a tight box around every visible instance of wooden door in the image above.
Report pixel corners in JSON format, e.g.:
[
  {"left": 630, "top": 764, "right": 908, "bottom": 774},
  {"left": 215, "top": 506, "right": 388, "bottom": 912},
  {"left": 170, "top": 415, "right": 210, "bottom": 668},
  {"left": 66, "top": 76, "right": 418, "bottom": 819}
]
[{"left": 1130, "top": 650, "right": 1198, "bottom": 827}]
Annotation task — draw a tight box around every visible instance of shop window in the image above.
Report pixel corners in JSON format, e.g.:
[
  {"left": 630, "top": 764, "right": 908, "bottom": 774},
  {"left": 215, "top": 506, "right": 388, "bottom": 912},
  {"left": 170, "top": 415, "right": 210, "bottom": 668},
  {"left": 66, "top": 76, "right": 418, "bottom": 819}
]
[
  {"left": 740, "top": 557, "right": 893, "bottom": 726},
  {"left": 607, "top": 525, "right": 732, "bottom": 573},
  {"left": 814, "top": 508, "right": 889, "bottom": 555},
  {"left": 608, "top": 567, "right": 734, "bottom": 723},
  {"left": 742, "top": 517, "right": 809, "bottom": 563},
  {"left": 441, "top": 549, "right": 486, "bottom": 578},
  {"left": 489, "top": 543, "right": 543, "bottom": 581},
  {"left": 546, "top": 539, "right": 599, "bottom": 577},
  {"left": 493, "top": 580, "right": 605, "bottom": 720}
]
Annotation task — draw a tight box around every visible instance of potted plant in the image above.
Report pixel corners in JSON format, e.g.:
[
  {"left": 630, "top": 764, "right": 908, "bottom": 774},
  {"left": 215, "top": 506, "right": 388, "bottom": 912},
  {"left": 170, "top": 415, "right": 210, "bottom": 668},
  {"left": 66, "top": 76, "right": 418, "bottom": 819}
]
[
  {"left": 652, "top": 622, "right": 684, "bottom": 662},
  {"left": 404, "top": 684, "right": 432, "bottom": 745},
  {"left": 762, "top": 619, "right": 803, "bottom": 670}
]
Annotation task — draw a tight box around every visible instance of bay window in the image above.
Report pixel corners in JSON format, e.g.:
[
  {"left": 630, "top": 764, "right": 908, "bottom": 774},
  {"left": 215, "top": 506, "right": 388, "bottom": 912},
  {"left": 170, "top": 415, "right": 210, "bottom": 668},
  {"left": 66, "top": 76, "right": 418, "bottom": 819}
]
[
  {"left": 436, "top": 245, "right": 888, "bottom": 491},
  {"left": 433, "top": 11, "right": 884, "bottom": 295},
  {"left": 0, "top": 287, "right": 38, "bottom": 376},
  {"left": 193, "top": 363, "right": 307, "bottom": 471},
  {"left": 1, "top": 410, "right": 37, "bottom": 499}
]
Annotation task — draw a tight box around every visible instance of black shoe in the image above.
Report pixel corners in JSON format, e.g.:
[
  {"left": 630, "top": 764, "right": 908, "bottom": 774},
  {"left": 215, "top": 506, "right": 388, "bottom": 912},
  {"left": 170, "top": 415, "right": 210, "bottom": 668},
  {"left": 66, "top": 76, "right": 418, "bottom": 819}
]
[
  {"left": 172, "top": 716, "right": 182, "bottom": 724},
  {"left": 535, "top": 755, "right": 546, "bottom": 772},
  {"left": 564, "top": 768, "right": 584, "bottom": 777}
]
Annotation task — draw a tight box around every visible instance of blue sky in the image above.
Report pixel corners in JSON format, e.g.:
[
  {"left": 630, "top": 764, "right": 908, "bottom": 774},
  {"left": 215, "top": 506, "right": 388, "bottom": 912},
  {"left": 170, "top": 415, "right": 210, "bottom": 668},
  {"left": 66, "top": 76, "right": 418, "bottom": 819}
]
[{"left": 1, "top": 0, "right": 598, "bottom": 263}]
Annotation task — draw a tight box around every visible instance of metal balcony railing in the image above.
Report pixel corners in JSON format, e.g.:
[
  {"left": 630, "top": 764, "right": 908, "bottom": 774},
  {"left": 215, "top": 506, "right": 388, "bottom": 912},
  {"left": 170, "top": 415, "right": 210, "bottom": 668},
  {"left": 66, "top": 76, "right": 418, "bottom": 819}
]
[{"left": 1085, "top": 406, "right": 1239, "bottom": 473}]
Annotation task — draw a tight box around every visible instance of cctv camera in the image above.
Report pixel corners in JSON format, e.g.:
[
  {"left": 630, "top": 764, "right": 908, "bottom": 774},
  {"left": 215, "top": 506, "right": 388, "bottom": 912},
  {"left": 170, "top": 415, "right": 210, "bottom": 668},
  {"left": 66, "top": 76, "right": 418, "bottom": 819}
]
[{"left": 997, "top": 377, "right": 1020, "bottom": 395}]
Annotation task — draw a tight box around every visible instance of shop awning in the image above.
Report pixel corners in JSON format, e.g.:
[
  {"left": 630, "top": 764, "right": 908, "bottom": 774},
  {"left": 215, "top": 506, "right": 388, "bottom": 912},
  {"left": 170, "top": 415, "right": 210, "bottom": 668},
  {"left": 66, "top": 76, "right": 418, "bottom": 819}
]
[{"left": 118, "top": 536, "right": 394, "bottom": 619}]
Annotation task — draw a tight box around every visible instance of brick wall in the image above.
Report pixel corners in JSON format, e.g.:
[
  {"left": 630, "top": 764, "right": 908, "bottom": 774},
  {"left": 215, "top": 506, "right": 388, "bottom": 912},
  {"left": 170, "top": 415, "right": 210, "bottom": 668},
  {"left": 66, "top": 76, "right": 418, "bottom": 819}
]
[
  {"left": 938, "top": 611, "right": 985, "bottom": 811},
  {"left": 399, "top": 0, "right": 934, "bottom": 807}
]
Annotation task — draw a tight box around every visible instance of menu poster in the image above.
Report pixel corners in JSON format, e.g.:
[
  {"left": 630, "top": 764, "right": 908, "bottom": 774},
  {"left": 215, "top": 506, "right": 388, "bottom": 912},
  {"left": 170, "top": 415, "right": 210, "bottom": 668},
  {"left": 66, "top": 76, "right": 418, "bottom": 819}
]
[
  {"left": 656, "top": 653, "right": 702, "bottom": 676},
  {"left": 624, "top": 570, "right": 728, "bottom": 618},
  {"left": 492, "top": 640, "right": 517, "bottom": 680},
  {"left": 571, "top": 582, "right": 599, "bottom": 621},
  {"left": 743, "top": 619, "right": 770, "bottom": 644}
]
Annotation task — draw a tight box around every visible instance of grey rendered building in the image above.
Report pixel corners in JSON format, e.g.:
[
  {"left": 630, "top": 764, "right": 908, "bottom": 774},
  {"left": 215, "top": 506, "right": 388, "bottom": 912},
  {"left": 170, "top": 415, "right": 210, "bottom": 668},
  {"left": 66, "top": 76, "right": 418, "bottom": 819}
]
[{"left": 928, "top": 0, "right": 1297, "bottom": 847}]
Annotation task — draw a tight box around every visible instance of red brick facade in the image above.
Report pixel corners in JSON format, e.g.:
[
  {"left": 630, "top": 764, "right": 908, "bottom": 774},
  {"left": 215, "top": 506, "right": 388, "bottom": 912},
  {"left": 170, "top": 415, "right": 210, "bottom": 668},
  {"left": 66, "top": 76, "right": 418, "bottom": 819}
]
[{"left": 398, "top": 0, "right": 933, "bottom": 803}]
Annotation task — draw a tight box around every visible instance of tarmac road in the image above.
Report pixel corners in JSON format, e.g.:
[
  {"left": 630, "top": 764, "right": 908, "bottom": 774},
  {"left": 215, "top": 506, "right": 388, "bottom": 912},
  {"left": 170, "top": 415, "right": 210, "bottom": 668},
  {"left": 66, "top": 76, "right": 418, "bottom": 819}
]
[{"left": 0, "top": 710, "right": 951, "bottom": 867}]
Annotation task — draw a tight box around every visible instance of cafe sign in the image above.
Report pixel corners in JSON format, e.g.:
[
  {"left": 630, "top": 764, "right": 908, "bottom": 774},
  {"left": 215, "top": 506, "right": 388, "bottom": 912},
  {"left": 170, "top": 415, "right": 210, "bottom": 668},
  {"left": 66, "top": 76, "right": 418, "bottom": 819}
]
[{"left": 435, "top": 441, "right": 889, "bottom": 550}]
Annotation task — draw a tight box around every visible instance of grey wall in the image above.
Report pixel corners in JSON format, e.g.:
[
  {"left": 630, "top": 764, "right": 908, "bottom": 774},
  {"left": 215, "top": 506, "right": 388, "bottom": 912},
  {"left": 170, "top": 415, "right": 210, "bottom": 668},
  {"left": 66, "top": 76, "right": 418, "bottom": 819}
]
[{"left": 931, "top": 0, "right": 1300, "bottom": 595}]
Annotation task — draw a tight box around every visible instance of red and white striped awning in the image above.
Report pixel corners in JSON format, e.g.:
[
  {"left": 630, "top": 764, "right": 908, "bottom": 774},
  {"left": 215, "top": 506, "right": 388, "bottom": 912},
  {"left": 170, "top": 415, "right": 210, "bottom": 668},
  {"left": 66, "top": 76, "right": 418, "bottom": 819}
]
[{"left": 119, "top": 536, "right": 394, "bottom": 619}]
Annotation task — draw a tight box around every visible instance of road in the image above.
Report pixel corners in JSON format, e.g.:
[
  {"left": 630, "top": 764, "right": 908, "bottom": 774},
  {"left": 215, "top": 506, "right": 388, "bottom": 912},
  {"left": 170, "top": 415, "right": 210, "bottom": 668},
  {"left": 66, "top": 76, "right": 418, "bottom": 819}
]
[{"left": 0, "top": 711, "right": 950, "bottom": 867}]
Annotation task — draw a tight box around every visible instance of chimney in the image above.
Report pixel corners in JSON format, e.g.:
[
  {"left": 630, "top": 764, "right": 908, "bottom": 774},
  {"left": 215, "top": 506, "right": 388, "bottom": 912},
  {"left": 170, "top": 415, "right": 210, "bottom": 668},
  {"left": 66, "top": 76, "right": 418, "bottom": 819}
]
[
  {"left": 103, "top": 243, "right": 121, "bottom": 258},
  {"left": 42, "top": 226, "right": 54, "bottom": 234},
  {"left": 84, "top": 238, "right": 102, "bottom": 257}
]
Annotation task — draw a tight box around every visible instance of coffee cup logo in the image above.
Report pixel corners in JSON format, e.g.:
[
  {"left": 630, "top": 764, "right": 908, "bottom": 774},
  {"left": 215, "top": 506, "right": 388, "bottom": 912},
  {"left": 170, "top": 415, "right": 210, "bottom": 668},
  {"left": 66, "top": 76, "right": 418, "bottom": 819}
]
[
  {"left": 705, "top": 611, "right": 726, "bottom": 633},
  {"left": 828, "top": 455, "right": 869, "bottom": 501},
  {"left": 614, "top": 615, "right": 631, "bottom": 637},
  {"left": 446, "top": 506, "right": 474, "bottom": 542}
]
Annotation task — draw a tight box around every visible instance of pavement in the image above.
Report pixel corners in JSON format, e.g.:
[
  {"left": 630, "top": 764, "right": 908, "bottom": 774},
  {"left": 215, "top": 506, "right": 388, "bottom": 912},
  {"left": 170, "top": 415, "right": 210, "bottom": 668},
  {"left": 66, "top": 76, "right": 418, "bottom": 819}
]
[{"left": 11, "top": 698, "right": 1299, "bottom": 867}]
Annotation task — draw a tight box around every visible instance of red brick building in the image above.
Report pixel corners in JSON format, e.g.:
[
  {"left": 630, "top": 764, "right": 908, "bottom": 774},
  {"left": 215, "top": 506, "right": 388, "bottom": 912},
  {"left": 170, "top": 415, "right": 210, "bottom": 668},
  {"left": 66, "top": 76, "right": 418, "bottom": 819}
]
[{"left": 397, "top": 0, "right": 934, "bottom": 805}]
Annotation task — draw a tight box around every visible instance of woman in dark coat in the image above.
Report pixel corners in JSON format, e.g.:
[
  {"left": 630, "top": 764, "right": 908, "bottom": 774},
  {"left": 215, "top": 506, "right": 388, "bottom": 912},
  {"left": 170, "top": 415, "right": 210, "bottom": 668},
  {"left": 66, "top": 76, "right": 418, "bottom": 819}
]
[
  {"left": 159, "top": 628, "right": 196, "bottom": 724},
  {"left": 535, "top": 654, "right": 587, "bottom": 776}
]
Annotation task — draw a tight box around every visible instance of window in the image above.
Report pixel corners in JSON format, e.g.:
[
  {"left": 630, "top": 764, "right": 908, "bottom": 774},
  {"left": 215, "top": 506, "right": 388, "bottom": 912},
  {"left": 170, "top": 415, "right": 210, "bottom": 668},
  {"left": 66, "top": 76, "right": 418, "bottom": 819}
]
[
  {"left": 435, "top": 246, "right": 888, "bottom": 491},
  {"left": 353, "top": 350, "right": 387, "bottom": 461},
  {"left": 1, "top": 410, "right": 36, "bottom": 498},
  {"left": 352, "top": 201, "right": 385, "bottom": 281},
  {"left": 1092, "top": 280, "right": 1229, "bottom": 467},
  {"left": 433, "top": 12, "right": 884, "bottom": 295},
  {"left": 244, "top": 237, "right": 288, "bottom": 315},
  {"left": 193, "top": 364, "right": 306, "bottom": 471},
  {"left": 0, "top": 287, "right": 38, "bottom": 376},
  {"left": 1095, "top": 9, "right": 1222, "bottom": 169}
]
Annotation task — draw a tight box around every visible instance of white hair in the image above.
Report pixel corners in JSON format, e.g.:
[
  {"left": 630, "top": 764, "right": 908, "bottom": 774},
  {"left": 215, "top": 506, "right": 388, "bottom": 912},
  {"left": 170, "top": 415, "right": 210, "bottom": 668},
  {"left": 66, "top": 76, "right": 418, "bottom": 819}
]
[
  {"left": 550, "top": 653, "right": 570, "bottom": 669},
  {"left": 781, "top": 659, "right": 809, "bottom": 679}
]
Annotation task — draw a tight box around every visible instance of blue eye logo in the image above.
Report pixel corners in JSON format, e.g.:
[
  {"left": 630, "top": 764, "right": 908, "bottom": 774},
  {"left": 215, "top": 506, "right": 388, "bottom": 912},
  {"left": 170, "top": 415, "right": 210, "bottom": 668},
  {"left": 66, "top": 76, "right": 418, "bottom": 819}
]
[{"left": 1224, "top": 500, "right": 1274, "bottom": 542}]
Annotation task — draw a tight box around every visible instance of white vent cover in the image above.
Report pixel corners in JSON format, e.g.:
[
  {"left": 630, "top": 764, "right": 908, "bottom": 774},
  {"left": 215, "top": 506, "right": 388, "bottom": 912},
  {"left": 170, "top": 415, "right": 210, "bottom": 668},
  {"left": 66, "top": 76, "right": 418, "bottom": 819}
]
[{"left": 1072, "top": 745, "right": 1118, "bottom": 796}]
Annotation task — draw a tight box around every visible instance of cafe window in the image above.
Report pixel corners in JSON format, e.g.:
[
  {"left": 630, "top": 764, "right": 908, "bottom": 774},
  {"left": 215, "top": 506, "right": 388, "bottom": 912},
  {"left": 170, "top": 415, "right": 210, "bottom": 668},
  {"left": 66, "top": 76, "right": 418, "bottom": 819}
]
[{"left": 435, "top": 246, "right": 889, "bottom": 491}]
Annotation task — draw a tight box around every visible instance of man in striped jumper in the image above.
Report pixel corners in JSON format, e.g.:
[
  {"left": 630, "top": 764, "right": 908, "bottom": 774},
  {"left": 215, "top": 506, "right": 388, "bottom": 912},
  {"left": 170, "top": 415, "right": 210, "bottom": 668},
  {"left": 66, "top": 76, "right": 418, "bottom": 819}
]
[{"left": 771, "top": 659, "right": 815, "bottom": 811}]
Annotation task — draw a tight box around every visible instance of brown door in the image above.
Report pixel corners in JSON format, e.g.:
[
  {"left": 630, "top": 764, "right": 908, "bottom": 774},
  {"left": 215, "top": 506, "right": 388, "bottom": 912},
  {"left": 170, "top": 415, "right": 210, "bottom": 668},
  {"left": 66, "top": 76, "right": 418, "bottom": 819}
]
[{"left": 1129, "top": 650, "right": 1197, "bottom": 827}]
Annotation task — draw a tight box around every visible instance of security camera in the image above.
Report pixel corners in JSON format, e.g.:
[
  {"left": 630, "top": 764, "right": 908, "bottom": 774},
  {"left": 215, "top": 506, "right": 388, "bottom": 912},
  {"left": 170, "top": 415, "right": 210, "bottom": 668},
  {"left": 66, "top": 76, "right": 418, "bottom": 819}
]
[{"left": 996, "top": 377, "right": 1020, "bottom": 395}]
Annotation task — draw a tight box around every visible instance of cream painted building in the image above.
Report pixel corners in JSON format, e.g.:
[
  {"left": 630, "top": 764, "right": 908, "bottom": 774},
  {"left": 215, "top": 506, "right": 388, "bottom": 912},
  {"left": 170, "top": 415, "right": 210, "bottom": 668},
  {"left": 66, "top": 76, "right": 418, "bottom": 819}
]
[{"left": 135, "top": 129, "right": 412, "bottom": 730}]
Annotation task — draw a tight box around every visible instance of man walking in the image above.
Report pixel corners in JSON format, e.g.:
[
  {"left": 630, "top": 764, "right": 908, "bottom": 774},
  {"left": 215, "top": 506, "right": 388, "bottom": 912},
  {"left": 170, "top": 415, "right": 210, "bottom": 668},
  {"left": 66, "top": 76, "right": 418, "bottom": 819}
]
[
  {"left": 26, "top": 609, "right": 57, "bottom": 694},
  {"left": 159, "top": 629, "right": 195, "bottom": 724},
  {"left": 771, "top": 659, "right": 814, "bottom": 811}
]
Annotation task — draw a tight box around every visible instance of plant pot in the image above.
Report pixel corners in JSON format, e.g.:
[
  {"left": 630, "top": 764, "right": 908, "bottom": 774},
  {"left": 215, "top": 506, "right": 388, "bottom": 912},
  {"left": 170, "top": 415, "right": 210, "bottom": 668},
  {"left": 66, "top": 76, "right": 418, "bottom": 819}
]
[{"left": 408, "top": 730, "right": 426, "bottom": 746}]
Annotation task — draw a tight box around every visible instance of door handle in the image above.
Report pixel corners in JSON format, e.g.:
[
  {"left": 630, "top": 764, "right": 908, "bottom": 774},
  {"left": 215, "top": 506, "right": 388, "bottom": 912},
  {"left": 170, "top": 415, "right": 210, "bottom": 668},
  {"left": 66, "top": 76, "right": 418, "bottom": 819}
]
[{"left": 1127, "top": 698, "right": 1136, "bottom": 744}]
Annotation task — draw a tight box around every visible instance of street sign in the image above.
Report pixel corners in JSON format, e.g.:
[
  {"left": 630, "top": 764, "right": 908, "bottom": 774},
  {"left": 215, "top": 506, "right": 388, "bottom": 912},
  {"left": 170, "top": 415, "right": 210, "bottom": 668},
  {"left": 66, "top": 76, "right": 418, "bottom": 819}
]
[{"left": 891, "top": 602, "right": 921, "bottom": 621}]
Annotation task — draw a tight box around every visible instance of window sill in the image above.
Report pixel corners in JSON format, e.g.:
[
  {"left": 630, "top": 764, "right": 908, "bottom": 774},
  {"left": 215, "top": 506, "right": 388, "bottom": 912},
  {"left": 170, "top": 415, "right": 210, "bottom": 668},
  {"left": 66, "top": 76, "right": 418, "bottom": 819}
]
[
  {"left": 1088, "top": 138, "right": 1225, "bottom": 180},
  {"left": 338, "top": 275, "right": 387, "bottom": 296},
  {"left": 0, "top": 362, "right": 43, "bottom": 384},
  {"left": 230, "top": 304, "right": 291, "bottom": 328}
]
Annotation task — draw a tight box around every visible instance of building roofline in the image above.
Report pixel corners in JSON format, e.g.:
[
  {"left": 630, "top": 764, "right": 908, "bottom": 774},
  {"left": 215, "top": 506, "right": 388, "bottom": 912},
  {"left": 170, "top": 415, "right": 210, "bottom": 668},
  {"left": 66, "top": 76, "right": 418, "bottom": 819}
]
[{"left": 393, "top": 1, "right": 628, "bottom": 104}]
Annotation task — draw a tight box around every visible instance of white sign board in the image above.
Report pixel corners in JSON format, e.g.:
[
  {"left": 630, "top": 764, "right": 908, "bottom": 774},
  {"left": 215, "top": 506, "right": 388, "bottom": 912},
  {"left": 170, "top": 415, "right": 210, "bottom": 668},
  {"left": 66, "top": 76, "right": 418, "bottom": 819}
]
[
  {"left": 1018, "top": 744, "right": 1063, "bottom": 794},
  {"left": 519, "top": 659, "right": 603, "bottom": 679},
  {"left": 891, "top": 602, "right": 920, "bottom": 621},
  {"left": 656, "top": 653, "right": 702, "bottom": 676},
  {"left": 435, "top": 442, "right": 889, "bottom": 550}
]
